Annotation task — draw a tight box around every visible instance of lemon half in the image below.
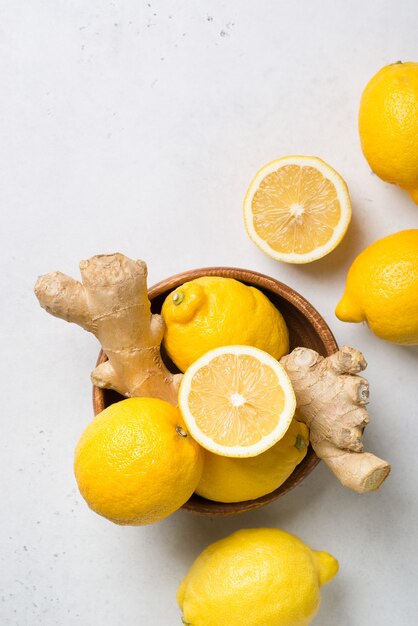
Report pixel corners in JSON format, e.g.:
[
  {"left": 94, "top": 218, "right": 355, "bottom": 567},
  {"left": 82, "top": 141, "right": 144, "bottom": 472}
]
[
  {"left": 244, "top": 155, "right": 352, "bottom": 263},
  {"left": 178, "top": 345, "right": 296, "bottom": 458}
]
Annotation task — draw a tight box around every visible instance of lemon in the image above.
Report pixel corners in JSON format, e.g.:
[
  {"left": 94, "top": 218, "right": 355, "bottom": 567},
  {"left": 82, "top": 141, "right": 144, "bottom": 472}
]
[
  {"left": 243, "top": 156, "right": 352, "bottom": 263},
  {"left": 179, "top": 345, "right": 296, "bottom": 458},
  {"left": 336, "top": 229, "right": 418, "bottom": 344},
  {"left": 162, "top": 276, "right": 289, "bottom": 372},
  {"left": 359, "top": 61, "right": 418, "bottom": 203},
  {"left": 196, "top": 420, "right": 309, "bottom": 502},
  {"left": 74, "top": 398, "right": 203, "bottom": 525},
  {"left": 177, "top": 528, "right": 338, "bottom": 626}
]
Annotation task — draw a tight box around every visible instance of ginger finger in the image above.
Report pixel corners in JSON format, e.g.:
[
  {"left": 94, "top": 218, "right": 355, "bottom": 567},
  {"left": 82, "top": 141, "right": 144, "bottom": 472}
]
[
  {"left": 314, "top": 441, "right": 391, "bottom": 493},
  {"left": 327, "top": 346, "right": 367, "bottom": 374},
  {"left": 342, "top": 376, "right": 369, "bottom": 405},
  {"left": 35, "top": 272, "right": 95, "bottom": 332},
  {"left": 91, "top": 361, "right": 125, "bottom": 393}
]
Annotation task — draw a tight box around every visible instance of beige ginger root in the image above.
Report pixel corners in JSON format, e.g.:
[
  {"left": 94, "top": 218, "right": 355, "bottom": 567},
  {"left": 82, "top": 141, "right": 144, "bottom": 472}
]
[
  {"left": 34, "top": 254, "right": 181, "bottom": 404},
  {"left": 280, "top": 347, "right": 390, "bottom": 493},
  {"left": 35, "top": 253, "right": 390, "bottom": 493}
]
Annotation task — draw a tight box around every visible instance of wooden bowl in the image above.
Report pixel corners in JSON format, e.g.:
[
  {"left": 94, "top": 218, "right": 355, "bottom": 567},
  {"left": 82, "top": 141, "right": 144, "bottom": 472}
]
[{"left": 93, "top": 267, "right": 337, "bottom": 516}]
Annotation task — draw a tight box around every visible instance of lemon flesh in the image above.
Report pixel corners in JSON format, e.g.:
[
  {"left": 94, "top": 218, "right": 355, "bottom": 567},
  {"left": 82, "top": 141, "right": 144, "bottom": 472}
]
[
  {"left": 243, "top": 155, "right": 351, "bottom": 263},
  {"left": 336, "top": 229, "right": 418, "bottom": 344},
  {"left": 162, "top": 276, "right": 289, "bottom": 373},
  {"left": 179, "top": 345, "right": 296, "bottom": 458},
  {"left": 178, "top": 528, "right": 338, "bottom": 626},
  {"left": 196, "top": 420, "right": 309, "bottom": 502},
  {"left": 74, "top": 398, "right": 203, "bottom": 525}
]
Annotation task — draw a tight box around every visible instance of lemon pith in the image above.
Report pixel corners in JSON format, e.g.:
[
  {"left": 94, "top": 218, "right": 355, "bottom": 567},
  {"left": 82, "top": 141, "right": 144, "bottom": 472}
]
[
  {"left": 336, "top": 229, "right": 418, "bottom": 344},
  {"left": 195, "top": 420, "right": 309, "bottom": 502},
  {"left": 178, "top": 345, "right": 296, "bottom": 458},
  {"left": 162, "top": 276, "right": 289, "bottom": 372},
  {"left": 359, "top": 61, "right": 418, "bottom": 203},
  {"left": 178, "top": 528, "right": 339, "bottom": 626},
  {"left": 74, "top": 398, "right": 203, "bottom": 525},
  {"left": 243, "top": 155, "right": 352, "bottom": 263}
]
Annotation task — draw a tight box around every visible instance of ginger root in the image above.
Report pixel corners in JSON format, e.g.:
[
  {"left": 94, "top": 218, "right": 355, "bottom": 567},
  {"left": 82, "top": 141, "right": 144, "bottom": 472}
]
[
  {"left": 280, "top": 347, "right": 390, "bottom": 493},
  {"left": 34, "top": 254, "right": 181, "bottom": 404},
  {"left": 35, "top": 253, "right": 390, "bottom": 493}
]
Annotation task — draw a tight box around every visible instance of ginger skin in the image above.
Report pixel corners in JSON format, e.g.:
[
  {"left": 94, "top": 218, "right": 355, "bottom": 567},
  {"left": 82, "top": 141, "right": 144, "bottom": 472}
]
[
  {"left": 35, "top": 253, "right": 390, "bottom": 493},
  {"left": 34, "top": 254, "right": 181, "bottom": 404}
]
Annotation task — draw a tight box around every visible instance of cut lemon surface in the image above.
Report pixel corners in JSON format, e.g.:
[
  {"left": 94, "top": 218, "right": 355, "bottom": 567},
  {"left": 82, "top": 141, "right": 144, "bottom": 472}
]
[
  {"left": 243, "top": 155, "right": 352, "bottom": 264},
  {"left": 178, "top": 345, "right": 296, "bottom": 458}
]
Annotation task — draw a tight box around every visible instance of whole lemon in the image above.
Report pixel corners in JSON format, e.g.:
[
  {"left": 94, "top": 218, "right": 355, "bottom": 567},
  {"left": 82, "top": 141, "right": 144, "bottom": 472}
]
[
  {"left": 196, "top": 420, "right": 309, "bottom": 503},
  {"left": 161, "top": 276, "right": 289, "bottom": 372},
  {"left": 359, "top": 61, "right": 418, "bottom": 203},
  {"left": 74, "top": 398, "right": 203, "bottom": 525},
  {"left": 177, "top": 528, "right": 338, "bottom": 626},
  {"left": 336, "top": 229, "right": 418, "bottom": 344}
]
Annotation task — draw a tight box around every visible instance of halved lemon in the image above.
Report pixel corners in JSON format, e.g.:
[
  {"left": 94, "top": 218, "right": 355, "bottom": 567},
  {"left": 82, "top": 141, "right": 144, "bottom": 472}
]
[
  {"left": 178, "top": 345, "right": 296, "bottom": 458},
  {"left": 243, "top": 155, "right": 352, "bottom": 264}
]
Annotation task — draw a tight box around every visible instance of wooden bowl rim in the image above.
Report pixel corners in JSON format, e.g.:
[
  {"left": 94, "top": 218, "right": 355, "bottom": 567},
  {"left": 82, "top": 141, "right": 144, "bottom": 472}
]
[{"left": 92, "top": 266, "right": 338, "bottom": 516}]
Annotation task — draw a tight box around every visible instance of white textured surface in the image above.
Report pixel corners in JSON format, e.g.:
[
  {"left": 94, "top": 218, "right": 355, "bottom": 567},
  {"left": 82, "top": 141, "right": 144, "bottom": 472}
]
[{"left": 1, "top": 1, "right": 418, "bottom": 624}]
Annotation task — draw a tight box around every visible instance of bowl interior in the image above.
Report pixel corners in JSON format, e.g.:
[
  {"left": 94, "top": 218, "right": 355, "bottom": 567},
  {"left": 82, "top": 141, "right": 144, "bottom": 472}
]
[{"left": 93, "top": 267, "right": 337, "bottom": 516}]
